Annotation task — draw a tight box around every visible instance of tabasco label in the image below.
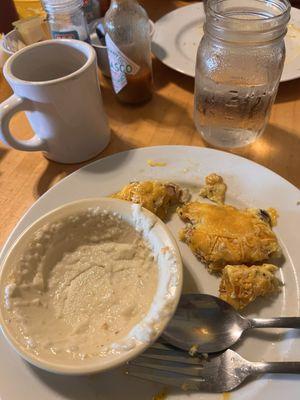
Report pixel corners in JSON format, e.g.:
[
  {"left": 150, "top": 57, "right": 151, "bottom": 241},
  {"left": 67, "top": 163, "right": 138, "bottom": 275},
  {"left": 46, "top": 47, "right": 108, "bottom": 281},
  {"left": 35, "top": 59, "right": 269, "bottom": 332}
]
[
  {"left": 105, "top": 34, "right": 140, "bottom": 94},
  {"left": 52, "top": 30, "right": 80, "bottom": 40}
]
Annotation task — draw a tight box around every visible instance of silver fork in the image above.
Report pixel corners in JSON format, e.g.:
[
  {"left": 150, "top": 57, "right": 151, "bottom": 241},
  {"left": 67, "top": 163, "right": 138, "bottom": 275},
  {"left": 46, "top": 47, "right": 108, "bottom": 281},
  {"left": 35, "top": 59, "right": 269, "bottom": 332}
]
[{"left": 127, "top": 343, "right": 300, "bottom": 393}]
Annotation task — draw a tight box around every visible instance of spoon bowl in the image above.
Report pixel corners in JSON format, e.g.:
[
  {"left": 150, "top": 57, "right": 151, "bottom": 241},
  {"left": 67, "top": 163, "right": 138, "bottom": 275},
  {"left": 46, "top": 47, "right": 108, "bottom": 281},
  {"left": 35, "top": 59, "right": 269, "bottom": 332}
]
[
  {"left": 162, "top": 294, "right": 249, "bottom": 353},
  {"left": 162, "top": 294, "right": 300, "bottom": 353}
]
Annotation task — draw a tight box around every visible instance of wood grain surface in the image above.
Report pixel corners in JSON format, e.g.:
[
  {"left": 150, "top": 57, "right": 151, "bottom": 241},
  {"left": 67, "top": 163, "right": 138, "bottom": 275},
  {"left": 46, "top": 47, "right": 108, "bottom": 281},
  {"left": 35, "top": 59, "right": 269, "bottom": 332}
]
[{"left": 0, "top": 0, "right": 299, "bottom": 247}]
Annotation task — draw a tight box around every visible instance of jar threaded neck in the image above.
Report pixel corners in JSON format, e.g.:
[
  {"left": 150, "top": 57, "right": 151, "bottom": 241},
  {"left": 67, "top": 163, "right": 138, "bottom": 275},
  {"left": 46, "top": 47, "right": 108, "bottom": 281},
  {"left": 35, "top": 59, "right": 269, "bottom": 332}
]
[
  {"left": 205, "top": 0, "right": 291, "bottom": 43},
  {"left": 42, "top": 0, "right": 84, "bottom": 14}
]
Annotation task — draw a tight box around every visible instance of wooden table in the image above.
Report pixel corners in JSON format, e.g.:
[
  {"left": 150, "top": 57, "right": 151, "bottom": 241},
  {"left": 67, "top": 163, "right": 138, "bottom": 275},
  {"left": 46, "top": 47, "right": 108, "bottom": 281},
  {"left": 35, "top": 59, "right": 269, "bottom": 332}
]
[{"left": 0, "top": 0, "right": 299, "bottom": 248}]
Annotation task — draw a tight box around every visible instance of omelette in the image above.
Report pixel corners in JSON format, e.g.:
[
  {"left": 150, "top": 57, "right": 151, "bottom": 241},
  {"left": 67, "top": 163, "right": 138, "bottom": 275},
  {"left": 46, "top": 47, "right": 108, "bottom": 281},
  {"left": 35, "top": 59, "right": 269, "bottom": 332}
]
[
  {"left": 219, "top": 264, "right": 281, "bottom": 309},
  {"left": 178, "top": 202, "right": 281, "bottom": 272},
  {"left": 112, "top": 180, "right": 190, "bottom": 219}
]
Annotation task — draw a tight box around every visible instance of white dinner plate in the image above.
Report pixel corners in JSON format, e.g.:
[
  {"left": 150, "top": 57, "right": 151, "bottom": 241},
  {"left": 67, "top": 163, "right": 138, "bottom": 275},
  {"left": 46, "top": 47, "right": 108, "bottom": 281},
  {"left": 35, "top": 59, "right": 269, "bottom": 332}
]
[
  {"left": 152, "top": 3, "right": 300, "bottom": 82},
  {"left": 1, "top": 146, "right": 300, "bottom": 399}
]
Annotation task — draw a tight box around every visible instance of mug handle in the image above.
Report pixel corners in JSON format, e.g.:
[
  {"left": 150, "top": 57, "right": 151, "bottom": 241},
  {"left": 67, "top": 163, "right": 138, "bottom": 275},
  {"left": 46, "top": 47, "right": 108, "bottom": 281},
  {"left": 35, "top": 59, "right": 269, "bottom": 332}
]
[{"left": 0, "top": 94, "right": 47, "bottom": 152}]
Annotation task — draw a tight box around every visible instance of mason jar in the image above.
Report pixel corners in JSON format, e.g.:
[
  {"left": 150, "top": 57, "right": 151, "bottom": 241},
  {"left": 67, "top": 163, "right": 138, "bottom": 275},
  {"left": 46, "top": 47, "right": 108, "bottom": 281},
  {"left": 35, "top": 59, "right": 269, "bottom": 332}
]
[
  {"left": 194, "top": 0, "right": 290, "bottom": 148},
  {"left": 43, "top": 0, "right": 90, "bottom": 42}
]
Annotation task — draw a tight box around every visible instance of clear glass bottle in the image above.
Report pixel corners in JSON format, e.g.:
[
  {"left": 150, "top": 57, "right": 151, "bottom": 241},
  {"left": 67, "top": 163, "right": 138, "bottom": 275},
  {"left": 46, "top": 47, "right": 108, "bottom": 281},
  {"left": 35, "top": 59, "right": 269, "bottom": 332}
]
[
  {"left": 104, "top": 0, "right": 153, "bottom": 104},
  {"left": 194, "top": 0, "right": 290, "bottom": 148},
  {"left": 83, "top": 0, "right": 100, "bottom": 24},
  {"left": 43, "top": 0, "right": 90, "bottom": 42}
]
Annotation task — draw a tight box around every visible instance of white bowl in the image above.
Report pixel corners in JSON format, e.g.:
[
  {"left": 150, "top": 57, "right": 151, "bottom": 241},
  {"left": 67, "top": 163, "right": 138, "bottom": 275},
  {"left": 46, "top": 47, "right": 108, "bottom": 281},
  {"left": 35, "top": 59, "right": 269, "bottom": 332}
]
[
  {"left": 0, "top": 29, "right": 20, "bottom": 68},
  {"left": 0, "top": 198, "right": 182, "bottom": 375},
  {"left": 90, "top": 31, "right": 111, "bottom": 77}
]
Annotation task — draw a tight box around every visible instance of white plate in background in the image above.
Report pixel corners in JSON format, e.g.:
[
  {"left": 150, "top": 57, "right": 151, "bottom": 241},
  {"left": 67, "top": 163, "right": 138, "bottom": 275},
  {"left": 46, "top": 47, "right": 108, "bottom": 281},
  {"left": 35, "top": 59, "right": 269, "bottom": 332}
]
[
  {"left": 0, "top": 146, "right": 299, "bottom": 399},
  {"left": 152, "top": 3, "right": 300, "bottom": 82}
]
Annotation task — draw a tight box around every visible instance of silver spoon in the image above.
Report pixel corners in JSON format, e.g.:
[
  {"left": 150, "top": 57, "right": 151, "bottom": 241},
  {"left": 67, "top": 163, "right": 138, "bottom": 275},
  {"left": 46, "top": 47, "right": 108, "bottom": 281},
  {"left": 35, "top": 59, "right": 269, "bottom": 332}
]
[{"left": 162, "top": 293, "right": 300, "bottom": 353}]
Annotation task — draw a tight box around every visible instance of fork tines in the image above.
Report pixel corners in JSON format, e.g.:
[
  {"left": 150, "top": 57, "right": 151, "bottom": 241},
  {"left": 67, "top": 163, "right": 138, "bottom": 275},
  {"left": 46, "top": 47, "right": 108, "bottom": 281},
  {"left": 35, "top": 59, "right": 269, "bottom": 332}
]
[{"left": 126, "top": 342, "right": 209, "bottom": 391}]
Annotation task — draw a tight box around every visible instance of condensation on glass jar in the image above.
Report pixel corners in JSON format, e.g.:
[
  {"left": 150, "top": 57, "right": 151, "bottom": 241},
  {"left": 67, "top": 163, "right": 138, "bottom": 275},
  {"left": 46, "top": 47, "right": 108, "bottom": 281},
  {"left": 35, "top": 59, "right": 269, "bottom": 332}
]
[
  {"left": 42, "top": 0, "right": 90, "bottom": 42},
  {"left": 194, "top": 0, "right": 290, "bottom": 148}
]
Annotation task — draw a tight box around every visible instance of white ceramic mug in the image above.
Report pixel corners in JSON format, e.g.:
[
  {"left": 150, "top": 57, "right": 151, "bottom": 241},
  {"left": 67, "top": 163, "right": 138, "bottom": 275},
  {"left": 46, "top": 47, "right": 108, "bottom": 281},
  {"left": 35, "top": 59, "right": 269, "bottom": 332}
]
[{"left": 0, "top": 39, "right": 110, "bottom": 163}]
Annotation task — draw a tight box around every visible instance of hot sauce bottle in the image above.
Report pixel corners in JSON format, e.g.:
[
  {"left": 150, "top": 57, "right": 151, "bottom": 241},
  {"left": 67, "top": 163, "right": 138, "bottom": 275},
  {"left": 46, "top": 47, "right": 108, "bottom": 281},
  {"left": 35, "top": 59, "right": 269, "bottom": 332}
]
[{"left": 104, "top": 0, "right": 153, "bottom": 104}]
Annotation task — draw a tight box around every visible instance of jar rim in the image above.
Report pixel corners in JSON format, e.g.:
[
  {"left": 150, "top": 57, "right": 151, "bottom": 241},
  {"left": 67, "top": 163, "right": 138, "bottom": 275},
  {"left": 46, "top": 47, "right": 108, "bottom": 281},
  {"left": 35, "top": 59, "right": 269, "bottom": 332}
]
[
  {"left": 207, "top": 0, "right": 291, "bottom": 23},
  {"left": 43, "top": 0, "right": 84, "bottom": 13},
  {"left": 205, "top": 0, "right": 291, "bottom": 43}
]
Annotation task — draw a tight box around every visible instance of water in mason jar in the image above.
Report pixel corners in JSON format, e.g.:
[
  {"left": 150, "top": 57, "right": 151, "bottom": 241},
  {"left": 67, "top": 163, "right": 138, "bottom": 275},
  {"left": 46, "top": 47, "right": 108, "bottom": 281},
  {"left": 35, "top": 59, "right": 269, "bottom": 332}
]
[{"left": 194, "top": 78, "right": 276, "bottom": 148}]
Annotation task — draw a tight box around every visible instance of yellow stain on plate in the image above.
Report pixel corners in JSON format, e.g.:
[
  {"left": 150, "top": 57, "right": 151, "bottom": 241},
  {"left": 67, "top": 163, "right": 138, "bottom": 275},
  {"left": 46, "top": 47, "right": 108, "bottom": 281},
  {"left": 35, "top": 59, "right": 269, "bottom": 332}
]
[{"left": 147, "top": 159, "right": 167, "bottom": 167}]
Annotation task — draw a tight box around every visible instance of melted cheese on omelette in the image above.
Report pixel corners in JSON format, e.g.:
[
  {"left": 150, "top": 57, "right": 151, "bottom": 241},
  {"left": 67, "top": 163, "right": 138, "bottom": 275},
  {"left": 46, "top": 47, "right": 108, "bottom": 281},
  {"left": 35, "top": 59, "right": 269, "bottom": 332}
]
[
  {"left": 178, "top": 202, "right": 281, "bottom": 272},
  {"left": 112, "top": 181, "right": 189, "bottom": 219},
  {"left": 219, "top": 264, "right": 281, "bottom": 309}
]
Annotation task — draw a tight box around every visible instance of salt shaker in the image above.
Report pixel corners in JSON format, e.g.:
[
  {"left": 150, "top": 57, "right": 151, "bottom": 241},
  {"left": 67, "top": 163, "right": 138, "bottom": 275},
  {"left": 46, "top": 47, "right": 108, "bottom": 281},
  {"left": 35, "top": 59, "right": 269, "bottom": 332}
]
[{"left": 42, "top": 0, "right": 90, "bottom": 42}]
